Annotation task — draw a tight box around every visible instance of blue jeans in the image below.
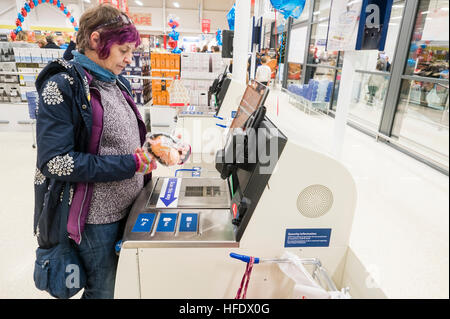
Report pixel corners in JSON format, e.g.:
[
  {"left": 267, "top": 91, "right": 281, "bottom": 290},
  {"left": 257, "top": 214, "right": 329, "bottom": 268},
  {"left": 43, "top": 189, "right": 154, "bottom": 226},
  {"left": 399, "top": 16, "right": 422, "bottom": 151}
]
[{"left": 76, "top": 220, "right": 124, "bottom": 299}]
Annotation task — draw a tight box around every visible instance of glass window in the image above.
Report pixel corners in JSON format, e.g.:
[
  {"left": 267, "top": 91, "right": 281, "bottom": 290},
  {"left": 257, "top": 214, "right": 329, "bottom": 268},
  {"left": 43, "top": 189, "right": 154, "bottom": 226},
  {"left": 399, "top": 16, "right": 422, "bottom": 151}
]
[
  {"left": 392, "top": 79, "right": 449, "bottom": 167},
  {"left": 347, "top": 72, "right": 390, "bottom": 129},
  {"left": 313, "top": 0, "right": 332, "bottom": 22},
  {"left": 332, "top": 69, "right": 342, "bottom": 110},
  {"left": 404, "top": 0, "right": 449, "bottom": 78},
  {"left": 304, "top": 66, "right": 335, "bottom": 84},
  {"left": 308, "top": 22, "right": 339, "bottom": 66}
]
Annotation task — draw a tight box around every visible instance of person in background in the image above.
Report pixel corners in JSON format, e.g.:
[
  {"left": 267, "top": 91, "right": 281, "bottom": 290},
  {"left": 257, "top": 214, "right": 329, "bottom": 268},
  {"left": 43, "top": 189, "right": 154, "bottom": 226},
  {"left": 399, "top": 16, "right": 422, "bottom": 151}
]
[
  {"left": 195, "top": 47, "right": 201, "bottom": 52},
  {"left": 16, "top": 31, "right": 28, "bottom": 42},
  {"left": 56, "top": 36, "right": 68, "bottom": 50},
  {"left": 43, "top": 35, "right": 60, "bottom": 49},
  {"left": 36, "top": 39, "right": 47, "bottom": 48},
  {"left": 385, "top": 56, "right": 391, "bottom": 72},
  {"left": 201, "top": 45, "right": 208, "bottom": 53},
  {"left": 367, "top": 60, "right": 386, "bottom": 105},
  {"left": 212, "top": 46, "right": 220, "bottom": 53},
  {"left": 34, "top": 4, "right": 190, "bottom": 299},
  {"left": 228, "top": 59, "right": 233, "bottom": 73},
  {"left": 255, "top": 56, "right": 271, "bottom": 86}
]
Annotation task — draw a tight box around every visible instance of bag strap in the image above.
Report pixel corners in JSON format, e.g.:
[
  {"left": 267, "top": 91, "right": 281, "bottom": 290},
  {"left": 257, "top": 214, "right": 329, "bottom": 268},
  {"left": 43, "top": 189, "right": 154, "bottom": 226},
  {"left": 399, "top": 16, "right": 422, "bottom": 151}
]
[
  {"left": 235, "top": 257, "right": 255, "bottom": 299},
  {"left": 58, "top": 183, "right": 72, "bottom": 246}
]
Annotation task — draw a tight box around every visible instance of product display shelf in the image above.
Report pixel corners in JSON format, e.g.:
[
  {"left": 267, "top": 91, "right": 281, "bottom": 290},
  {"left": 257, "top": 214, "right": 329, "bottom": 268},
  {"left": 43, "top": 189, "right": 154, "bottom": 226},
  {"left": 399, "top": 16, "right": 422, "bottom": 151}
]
[{"left": 283, "top": 88, "right": 330, "bottom": 114}]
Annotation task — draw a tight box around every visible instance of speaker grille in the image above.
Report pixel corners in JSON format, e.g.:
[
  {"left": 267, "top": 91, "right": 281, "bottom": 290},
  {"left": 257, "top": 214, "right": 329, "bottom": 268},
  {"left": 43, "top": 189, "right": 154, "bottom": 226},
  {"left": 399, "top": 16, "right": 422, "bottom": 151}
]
[{"left": 297, "top": 185, "right": 333, "bottom": 218}]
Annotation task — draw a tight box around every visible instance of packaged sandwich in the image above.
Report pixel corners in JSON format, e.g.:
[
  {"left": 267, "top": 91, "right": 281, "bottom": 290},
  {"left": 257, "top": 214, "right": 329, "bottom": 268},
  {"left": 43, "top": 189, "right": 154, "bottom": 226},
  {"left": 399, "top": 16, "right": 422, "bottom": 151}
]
[{"left": 143, "top": 133, "right": 191, "bottom": 166}]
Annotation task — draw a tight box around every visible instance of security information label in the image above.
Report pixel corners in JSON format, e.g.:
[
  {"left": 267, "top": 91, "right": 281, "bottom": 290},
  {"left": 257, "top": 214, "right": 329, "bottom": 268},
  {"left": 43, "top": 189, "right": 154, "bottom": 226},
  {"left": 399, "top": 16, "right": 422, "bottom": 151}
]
[
  {"left": 179, "top": 213, "right": 198, "bottom": 232},
  {"left": 156, "top": 178, "right": 182, "bottom": 208},
  {"left": 132, "top": 213, "right": 156, "bottom": 233},
  {"left": 156, "top": 213, "right": 178, "bottom": 232},
  {"left": 284, "top": 229, "right": 332, "bottom": 247}
]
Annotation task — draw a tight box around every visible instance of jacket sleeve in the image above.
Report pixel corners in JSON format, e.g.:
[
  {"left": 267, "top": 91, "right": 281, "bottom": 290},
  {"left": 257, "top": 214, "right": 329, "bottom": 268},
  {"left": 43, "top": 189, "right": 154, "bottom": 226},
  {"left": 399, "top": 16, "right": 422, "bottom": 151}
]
[
  {"left": 63, "top": 41, "right": 76, "bottom": 60},
  {"left": 36, "top": 73, "right": 137, "bottom": 183}
]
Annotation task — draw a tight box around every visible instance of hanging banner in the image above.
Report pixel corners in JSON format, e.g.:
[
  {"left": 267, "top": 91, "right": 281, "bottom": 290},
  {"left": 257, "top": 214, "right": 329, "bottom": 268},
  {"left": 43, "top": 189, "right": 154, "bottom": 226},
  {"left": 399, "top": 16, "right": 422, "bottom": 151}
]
[
  {"left": 201, "top": 19, "right": 211, "bottom": 33},
  {"left": 355, "top": 0, "right": 393, "bottom": 51},
  {"left": 326, "top": 0, "right": 393, "bottom": 51},
  {"left": 129, "top": 12, "right": 152, "bottom": 26},
  {"left": 326, "top": 0, "right": 362, "bottom": 51}
]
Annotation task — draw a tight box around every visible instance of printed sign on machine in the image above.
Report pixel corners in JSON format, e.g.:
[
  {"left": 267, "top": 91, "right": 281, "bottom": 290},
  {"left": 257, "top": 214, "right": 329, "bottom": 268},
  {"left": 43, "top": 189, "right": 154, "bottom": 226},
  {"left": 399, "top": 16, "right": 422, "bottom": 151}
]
[
  {"left": 156, "top": 178, "right": 182, "bottom": 208},
  {"left": 284, "top": 229, "right": 332, "bottom": 247}
]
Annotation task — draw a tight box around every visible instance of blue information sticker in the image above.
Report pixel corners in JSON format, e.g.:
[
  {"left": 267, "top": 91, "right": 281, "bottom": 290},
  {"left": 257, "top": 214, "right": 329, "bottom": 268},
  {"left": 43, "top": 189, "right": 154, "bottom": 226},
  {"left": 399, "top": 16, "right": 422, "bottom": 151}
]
[
  {"left": 284, "top": 229, "right": 332, "bottom": 247},
  {"left": 192, "top": 166, "right": 201, "bottom": 177},
  {"left": 156, "top": 213, "right": 178, "bottom": 232},
  {"left": 131, "top": 213, "right": 156, "bottom": 233},
  {"left": 231, "top": 111, "right": 237, "bottom": 118},
  {"left": 179, "top": 213, "right": 198, "bottom": 232}
]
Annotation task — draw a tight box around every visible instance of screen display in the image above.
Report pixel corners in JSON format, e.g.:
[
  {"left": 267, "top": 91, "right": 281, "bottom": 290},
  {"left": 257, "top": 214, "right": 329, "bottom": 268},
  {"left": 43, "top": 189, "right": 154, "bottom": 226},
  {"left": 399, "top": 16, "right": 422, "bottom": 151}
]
[{"left": 229, "top": 80, "right": 268, "bottom": 129}]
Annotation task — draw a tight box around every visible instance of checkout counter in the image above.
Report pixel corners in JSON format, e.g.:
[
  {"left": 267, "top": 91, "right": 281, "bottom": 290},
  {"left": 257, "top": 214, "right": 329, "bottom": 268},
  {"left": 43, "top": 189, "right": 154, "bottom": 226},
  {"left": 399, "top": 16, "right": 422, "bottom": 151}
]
[{"left": 115, "top": 97, "right": 357, "bottom": 298}]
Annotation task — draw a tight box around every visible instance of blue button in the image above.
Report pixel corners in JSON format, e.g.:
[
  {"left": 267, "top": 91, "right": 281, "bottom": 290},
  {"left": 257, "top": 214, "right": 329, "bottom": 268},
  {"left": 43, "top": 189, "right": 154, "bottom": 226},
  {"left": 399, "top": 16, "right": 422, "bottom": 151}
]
[
  {"left": 179, "top": 213, "right": 198, "bottom": 232},
  {"left": 156, "top": 213, "right": 178, "bottom": 232},
  {"left": 132, "top": 213, "right": 156, "bottom": 232}
]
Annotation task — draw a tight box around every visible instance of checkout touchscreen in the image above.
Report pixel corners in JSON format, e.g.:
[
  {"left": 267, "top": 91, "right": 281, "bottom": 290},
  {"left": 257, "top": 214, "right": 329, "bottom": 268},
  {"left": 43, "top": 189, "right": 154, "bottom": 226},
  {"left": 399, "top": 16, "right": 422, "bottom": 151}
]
[{"left": 229, "top": 80, "right": 269, "bottom": 129}]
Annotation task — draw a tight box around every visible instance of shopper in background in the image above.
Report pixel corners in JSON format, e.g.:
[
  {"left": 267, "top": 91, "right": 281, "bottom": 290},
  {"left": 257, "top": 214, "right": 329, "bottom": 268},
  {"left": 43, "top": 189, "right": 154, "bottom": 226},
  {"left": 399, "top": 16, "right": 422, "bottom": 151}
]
[
  {"left": 15, "top": 31, "right": 28, "bottom": 42},
  {"left": 195, "top": 47, "right": 201, "bottom": 52},
  {"left": 255, "top": 56, "right": 271, "bottom": 86},
  {"left": 212, "top": 46, "right": 220, "bottom": 53},
  {"left": 43, "top": 34, "right": 60, "bottom": 49},
  {"left": 201, "top": 45, "right": 208, "bottom": 53},
  {"left": 34, "top": 4, "right": 164, "bottom": 299},
  {"left": 367, "top": 60, "right": 386, "bottom": 105},
  {"left": 36, "top": 39, "right": 47, "bottom": 48},
  {"left": 56, "top": 36, "right": 68, "bottom": 50}
]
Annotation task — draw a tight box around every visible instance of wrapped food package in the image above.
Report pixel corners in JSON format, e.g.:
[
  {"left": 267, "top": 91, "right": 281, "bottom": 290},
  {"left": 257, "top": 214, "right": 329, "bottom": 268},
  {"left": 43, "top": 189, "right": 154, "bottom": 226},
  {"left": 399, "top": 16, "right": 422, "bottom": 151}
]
[{"left": 143, "top": 133, "right": 191, "bottom": 166}]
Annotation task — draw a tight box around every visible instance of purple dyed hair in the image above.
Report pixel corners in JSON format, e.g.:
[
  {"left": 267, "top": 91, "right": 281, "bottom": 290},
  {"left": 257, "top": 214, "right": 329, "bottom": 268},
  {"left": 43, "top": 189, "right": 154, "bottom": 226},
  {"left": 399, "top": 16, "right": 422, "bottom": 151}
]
[{"left": 96, "top": 23, "right": 141, "bottom": 59}]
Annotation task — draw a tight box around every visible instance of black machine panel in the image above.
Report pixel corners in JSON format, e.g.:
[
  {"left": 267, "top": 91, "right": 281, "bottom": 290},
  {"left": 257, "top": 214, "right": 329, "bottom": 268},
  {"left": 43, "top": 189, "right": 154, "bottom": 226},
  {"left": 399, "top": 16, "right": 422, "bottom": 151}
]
[{"left": 215, "top": 106, "right": 288, "bottom": 241}]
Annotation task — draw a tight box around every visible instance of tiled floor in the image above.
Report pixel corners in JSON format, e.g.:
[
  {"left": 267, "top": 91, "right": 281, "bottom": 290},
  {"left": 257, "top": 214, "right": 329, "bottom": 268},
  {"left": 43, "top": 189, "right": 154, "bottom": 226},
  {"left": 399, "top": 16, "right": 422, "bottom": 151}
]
[{"left": 0, "top": 88, "right": 448, "bottom": 298}]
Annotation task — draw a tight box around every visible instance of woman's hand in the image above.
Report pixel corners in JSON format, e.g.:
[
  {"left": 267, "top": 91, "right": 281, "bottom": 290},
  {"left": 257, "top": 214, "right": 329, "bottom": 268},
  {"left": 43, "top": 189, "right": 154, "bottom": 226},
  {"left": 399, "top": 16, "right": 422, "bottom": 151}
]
[{"left": 134, "top": 147, "right": 157, "bottom": 174}]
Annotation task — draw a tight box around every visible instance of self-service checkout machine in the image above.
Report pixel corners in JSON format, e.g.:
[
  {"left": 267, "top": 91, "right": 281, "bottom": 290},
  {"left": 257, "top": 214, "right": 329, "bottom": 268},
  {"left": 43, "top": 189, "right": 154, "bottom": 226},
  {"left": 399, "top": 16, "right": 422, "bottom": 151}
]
[
  {"left": 115, "top": 103, "right": 357, "bottom": 298},
  {"left": 163, "top": 80, "right": 268, "bottom": 179}
]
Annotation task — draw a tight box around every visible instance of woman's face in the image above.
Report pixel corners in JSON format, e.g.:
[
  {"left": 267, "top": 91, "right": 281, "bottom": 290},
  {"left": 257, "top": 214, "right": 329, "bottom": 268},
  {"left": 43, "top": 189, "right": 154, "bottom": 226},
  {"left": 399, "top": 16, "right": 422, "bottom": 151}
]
[
  {"left": 88, "top": 32, "right": 136, "bottom": 75},
  {"left": 100, "top": 42, "right": 136, "bottom": 75}
]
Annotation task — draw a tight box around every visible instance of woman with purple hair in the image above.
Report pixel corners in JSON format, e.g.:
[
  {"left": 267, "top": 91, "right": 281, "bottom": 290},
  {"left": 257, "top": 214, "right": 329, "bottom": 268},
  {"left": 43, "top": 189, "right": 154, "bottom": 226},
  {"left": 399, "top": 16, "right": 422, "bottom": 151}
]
[{"left": 33, "top": 4, "right": 162, "bottom": 298}]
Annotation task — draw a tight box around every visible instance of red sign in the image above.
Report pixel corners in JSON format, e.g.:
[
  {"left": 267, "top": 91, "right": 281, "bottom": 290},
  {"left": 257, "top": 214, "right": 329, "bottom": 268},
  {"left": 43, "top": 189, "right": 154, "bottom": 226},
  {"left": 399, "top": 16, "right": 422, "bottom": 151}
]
[
  {"left": 201, "top": 19, "right": 211, "bottom": 33},
  {"left": 98, "top": 0, "right": 129, "bottom": 14},
  {"left": 129, "top": 13, "right": 152, "bottom": 26}
]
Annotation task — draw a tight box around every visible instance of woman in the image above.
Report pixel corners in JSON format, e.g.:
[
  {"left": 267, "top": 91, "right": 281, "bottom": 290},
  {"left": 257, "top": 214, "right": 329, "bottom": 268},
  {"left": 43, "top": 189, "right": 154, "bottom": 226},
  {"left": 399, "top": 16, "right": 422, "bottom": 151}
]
[
  {"left": 34, "top": 4, "right": 185, "bottom": 299},
  {"left": 36, "top": 39, "right": 47, "bottom": 48}
]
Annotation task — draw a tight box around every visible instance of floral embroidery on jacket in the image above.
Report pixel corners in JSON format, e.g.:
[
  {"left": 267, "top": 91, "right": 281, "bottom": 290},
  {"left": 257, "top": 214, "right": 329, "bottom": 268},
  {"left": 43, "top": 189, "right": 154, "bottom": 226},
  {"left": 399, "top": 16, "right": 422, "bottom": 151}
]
[
  {"left": 42, "top": 81, "right": 63, "bottom": 105},
  {"left": 47, "top": 154, "right": 74, "bottom": 176},
  {"left": 34, "top": 168, "right": 46, "bottom": 185}
]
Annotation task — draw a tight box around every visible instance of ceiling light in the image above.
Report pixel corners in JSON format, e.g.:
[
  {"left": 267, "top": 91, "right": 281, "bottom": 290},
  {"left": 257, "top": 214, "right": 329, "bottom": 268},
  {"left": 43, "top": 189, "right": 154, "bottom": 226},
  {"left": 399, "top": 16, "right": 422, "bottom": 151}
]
[
  {"left": 83, "top": 0, "right": 91, "bottom": 3},
  {"left": 441, "top": 7, "right": 449, "bottom": 11},
  {"left": 390, "top": 16, "right": 402, "bottom": 19},
  {"left": 313, "top": 11, "right": 320, "bottom": 15},
  {"left": 392, "top": 4, "right": 404, "bottom": 8},
  {"left": 173, "top": 2, "right": 180, "bottom": 8},
  {"left": 421, "top": 11, "right": 430, "bottom": 14},
  {"left": 135, "top": 0, "right": 143, "bottom": 6}
]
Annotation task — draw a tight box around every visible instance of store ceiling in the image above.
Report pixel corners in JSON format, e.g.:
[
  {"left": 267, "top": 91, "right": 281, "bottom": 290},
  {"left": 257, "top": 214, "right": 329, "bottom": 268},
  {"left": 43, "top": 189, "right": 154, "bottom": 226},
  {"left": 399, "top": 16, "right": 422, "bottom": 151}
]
[{"left": 65, "top": 0, "right": 234, "bottom": 12}]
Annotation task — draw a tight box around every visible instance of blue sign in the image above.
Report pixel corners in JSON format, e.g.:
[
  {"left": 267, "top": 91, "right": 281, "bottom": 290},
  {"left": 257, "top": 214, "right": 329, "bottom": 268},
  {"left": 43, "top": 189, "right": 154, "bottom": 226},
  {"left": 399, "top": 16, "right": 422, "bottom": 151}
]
[
  {"left": 156, "top": 213, "right": 178, "bottom": 232},
  {"left": 355, "top": 0, "right": 393, "bottom": 51},
  {"left": 179, "top": 213, "right": 198, "bottom": 232},
  {"left": 192, "top": 167, "right": 201, "bottom": 177},
  {"left": 231, "top": 111, "right": 237, "bottom": 118},
  {"left": 132, "top": 213, "right": 156, "bottom": 233},
  {"left": 160, "top": 178, "right": 178, "bottom": 207},
  {"left": 284, "top": 229, "right": 332, "bottom": 247}
]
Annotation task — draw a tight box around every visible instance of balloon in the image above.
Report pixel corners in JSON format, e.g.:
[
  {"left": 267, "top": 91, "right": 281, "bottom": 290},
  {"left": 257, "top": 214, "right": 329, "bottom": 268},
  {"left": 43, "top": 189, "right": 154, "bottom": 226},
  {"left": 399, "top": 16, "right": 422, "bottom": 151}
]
[
  {"left": 24, "top": 3, "right": 31, "bottom": 12},
  {"left": 64, "top": 8, "right": 68, "bottom": 14},
  {"left": 21, "top": 8, "right": 27, "bottom": 17},
  {"left": 270, "top": 0, "right": 306, "bottom": 19},
  {"left": 407, "top": 58, "right": 415, "bottom": 67},
  {"left": 70, "top": 16, "right": 75, "bottom": 23},
  {"left": 16, "top": 18, "right": 22, "bottom": 27},
  {"left": 66, "top": 12, "right": 71, "bottom": 17},
  {"left": 410, "top": 43, "right": 418, "bottom": 52},
  {"left": 216, "top": 29, "right": 222, "bottom": 46},
  {"left": 60, "top": 4, "right": 65, "bottom": 11},
  {"left": 17, "top": 26, "right": 22, "bottom": 32},
  {"left": 10, "top": 31, "right": 17, "bottom": 41},
  {"left": 29, "top": 1, "right": 35, "bottom": 9},
  {"left": 75, "top": 27, "right": 79, "bottom": 31},
  {"left": 227, "top": 4, "right": 235, "bottom": 31},
  {"left": 18, "top": 14, "right": 24, "bottom": 22},
  {"left": 169, "top": 30, "right": 179, "bottom": 41},
  {"left": 172, "top": 47, "right": 181, "bottom": 54},
  {"left": 420, "top": 44, "right": 427, "bottom": 49}
]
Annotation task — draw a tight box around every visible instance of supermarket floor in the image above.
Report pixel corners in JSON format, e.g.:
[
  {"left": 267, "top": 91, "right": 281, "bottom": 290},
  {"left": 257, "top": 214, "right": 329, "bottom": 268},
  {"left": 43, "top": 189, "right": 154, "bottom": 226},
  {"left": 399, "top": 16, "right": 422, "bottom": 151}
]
[{"left": 0, "top": 88, "right": 448, "bottom": 299}]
